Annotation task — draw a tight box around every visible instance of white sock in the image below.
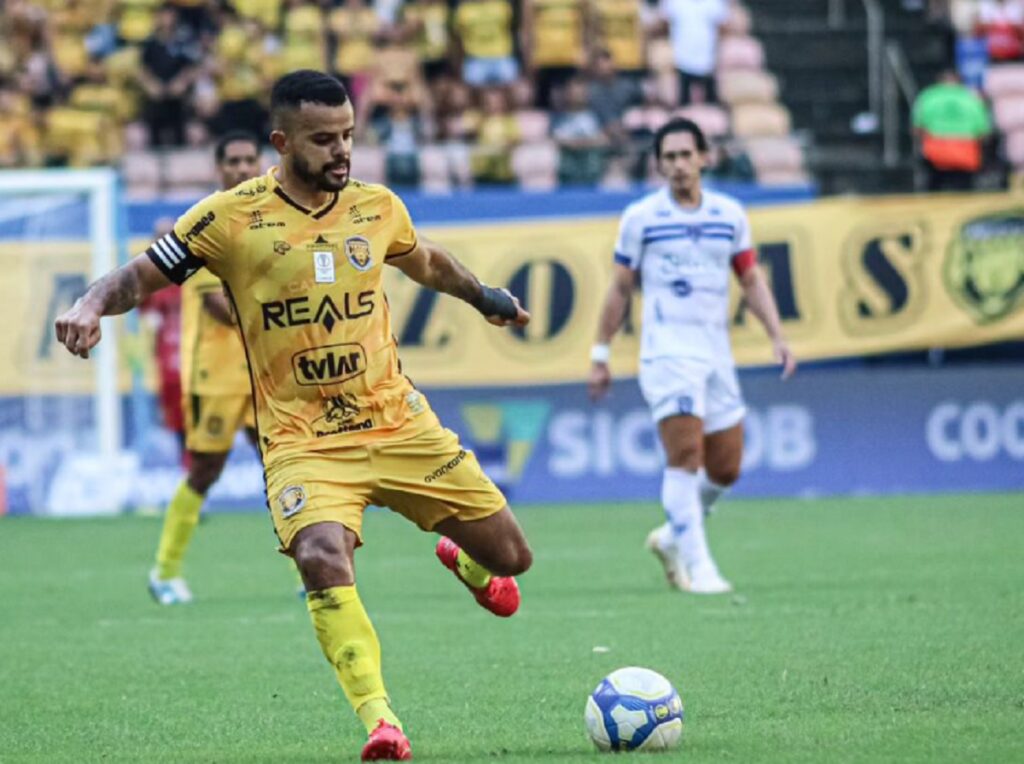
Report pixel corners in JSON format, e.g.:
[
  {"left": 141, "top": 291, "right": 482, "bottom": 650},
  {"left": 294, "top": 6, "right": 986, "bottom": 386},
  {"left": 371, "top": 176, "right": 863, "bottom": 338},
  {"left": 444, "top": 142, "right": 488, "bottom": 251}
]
[
  {"left": 698, "top": 469, "right": 729, "bottom": 515},
  {"left": 661, "top": 468, "right": 712, "bottom": 569}
]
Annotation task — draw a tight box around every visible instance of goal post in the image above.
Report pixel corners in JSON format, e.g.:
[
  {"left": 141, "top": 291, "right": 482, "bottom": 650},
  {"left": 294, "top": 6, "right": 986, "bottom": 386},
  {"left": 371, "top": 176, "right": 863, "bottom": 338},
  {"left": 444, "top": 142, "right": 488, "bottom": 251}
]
[{"left": 0, "top": 168, "right": 124, "bottom": 514}]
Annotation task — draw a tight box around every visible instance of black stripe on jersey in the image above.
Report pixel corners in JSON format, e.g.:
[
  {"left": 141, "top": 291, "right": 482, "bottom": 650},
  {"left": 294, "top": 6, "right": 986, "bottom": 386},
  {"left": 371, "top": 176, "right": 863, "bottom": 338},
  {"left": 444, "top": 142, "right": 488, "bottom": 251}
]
[
  {"left": 273, "top": 187, "right": 339, "bottom": 219},
  {"left": 145, "top": 232, "right": 204, "bottom": 284},
  {"left": 384, "top": 239, "right": 418, "bottom": 260}
]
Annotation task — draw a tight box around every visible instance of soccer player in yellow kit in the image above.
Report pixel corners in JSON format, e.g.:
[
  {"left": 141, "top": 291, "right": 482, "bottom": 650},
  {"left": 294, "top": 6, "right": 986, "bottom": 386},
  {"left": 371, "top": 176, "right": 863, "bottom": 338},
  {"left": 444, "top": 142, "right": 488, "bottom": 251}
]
[
  {"left": 55, "top": 70, "right": 532, "bottom": 761},
  {"left": 148, "top": 131, "right": 263, "bottom": 605}
]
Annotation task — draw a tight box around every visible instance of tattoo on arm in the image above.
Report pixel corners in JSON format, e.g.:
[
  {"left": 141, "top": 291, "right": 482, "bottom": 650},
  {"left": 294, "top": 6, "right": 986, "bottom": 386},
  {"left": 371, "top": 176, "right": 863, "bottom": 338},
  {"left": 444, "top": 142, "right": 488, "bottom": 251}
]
[
  {"left": 423, "top": 245, "right": 483, "bottom": 304},
  {"left": 85, "top": 264, "right": 144, "bottom": 316}
]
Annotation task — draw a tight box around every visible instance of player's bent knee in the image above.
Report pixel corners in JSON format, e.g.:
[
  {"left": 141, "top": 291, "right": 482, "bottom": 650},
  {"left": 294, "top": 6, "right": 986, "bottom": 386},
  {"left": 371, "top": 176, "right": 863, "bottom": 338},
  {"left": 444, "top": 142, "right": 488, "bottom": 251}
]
[
  {"left": 292, "top": 529, "right": 353, "bottom": 588},
  {"left": 665, "top": 446, "right": 703, "bottom": 471},
  {"left": 707, "top": 463, "right": 741, "bottom": 487}
]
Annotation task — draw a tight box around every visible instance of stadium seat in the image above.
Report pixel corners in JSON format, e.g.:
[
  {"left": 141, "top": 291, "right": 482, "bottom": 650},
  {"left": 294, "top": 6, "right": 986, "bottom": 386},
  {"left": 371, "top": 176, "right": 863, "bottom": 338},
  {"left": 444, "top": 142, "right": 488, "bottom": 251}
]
[
  {"left": 742, "top": 136, "right": 805, "bottom": 174},
  {"left": 163, "top": 148, "right": 217, "bottom": 190},
  {"left": 1006, "top": 129, "right": 1024, "bottom": 168},
  {"left": 623, "top": 106, "right": 670, "bottom": 133},
  {"left": 985, "top": 64, "right": 1024, "bottom": 98},
  {"left": 717, "top": 70, "right": 779, "bottom": 106},
  {"left": 419, "top": 145, "right": 452, "bottom": 193},
  {"left": 120, "top": 151, "right": 161, "bottom": 197},
  {"left": 512, "top": 141, "right": 559, "bottom": 191},
  {"left": 515, "top": 110, "right": 551, "bottom": 143},
  {"left": 993, "top": 96, "right": 1024, "bottom": 132},
  {"left": 731, "top": 102, "right": 792, "bottom": 138},
  {"left": 350, "top": 144, "right": 385, "bottom": 184},
  {"left": 673, "top": 104, "right": 731, "bottom": 139},
  {"left": 755, "top": 168, "right": 811, "bottom": 186},
  {"left": 122, "top": 122, "right": 149, "bottom": 152},
  {"left": 717, "top": 35, "right": 766, "bottom": 71}
]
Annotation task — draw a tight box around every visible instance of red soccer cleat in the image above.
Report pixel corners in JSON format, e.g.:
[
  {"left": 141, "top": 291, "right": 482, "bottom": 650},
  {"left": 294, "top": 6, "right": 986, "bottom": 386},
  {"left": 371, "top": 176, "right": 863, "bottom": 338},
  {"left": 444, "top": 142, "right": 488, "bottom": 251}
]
[
  {"left": 435, "top": 537, "right": 521, "bottom": 617},
  {"left": 361, "top": 720, "right": 412, "bottom": 761}
]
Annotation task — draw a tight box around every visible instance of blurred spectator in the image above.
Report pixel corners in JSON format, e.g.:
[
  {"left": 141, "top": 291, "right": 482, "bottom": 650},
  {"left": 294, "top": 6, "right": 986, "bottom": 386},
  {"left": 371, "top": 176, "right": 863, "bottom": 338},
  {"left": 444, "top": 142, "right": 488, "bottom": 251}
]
[
  {"left": 436, "top": 81, "right": 478, "bottom": 187},
  {"left": 328, "top": 0, "right": 380, "bottom": 101},
  {"left": 588, "top": 48, "right": 642, "bottom": 142},
  {"left": 976, "top": 0, "right": 1024, "bottom": 61},
  {"left": 552, "top": 77, "right": 609, "bottom": 185},
  {"left": 660, "top": 0, "right": 727, "bottom": 105},
  {"left": 282, "top": 0, "right": 326, "bottom": 74},
  {"left": 16, "top": 16, "right": 65, "bottom": 109},
  {"left": 472, "top": 86, "right": 519, "bottom": 183},
  {"left": 0, "top": 80, "right": 42, "bottom": 166},
  {"left": 453, "top": 0, "right": 518, "bottom": 89},
  {"left": 912, "top": 69, "right": 992, "bottom": 191},
  {"left": 400, "top": 0, "right": 452, "bottom": 87},
  {"left": 138, "top": 4, "right": 201, "bottom": 146},
  {"left": 377, "top": 98, "right": 424, "bottom": 187},
  {"left": 207, "top": 14, "right": 271, "bottom": 136},
  {"left": 358, "top": 41, "right": 433, "bottom": 139},
  {"left": 706, "top": 136, "right": 755, "bottom": 182},
  {"left": 521, "top": 0, "right": 588, "bottom": 109},
  {"left": 591, "top": 0, "right": 650, "bottom": 77}
]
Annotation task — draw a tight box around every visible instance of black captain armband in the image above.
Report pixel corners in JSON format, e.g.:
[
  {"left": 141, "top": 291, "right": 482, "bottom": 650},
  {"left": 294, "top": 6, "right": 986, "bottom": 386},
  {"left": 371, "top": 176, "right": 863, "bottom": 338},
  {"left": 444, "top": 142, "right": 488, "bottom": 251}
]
[
  {"left": 471, "top": 285, "right": 518, "bottom": 320},
  {"left": 145, "top": 231, "right": 205, "bottom": 285}
]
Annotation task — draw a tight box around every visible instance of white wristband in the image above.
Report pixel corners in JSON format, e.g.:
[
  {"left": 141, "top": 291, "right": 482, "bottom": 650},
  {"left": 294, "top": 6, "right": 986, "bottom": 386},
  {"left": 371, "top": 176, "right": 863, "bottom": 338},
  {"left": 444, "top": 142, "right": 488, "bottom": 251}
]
[{"left": 590, "top": 344, "right": 611, "bottom": 364}]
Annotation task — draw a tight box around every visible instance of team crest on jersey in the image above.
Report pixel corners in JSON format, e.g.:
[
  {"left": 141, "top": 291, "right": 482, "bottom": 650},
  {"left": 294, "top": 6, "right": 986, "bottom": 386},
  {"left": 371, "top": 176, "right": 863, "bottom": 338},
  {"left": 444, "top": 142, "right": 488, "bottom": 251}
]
[
  {"left": 944, "top": 211, "right": 1024, "bottom": 323},
  {"left": 345, "top": 236, "right": 373, "bottom": 271},
  {"left": 278, "top": 485, "right": 306, "bottom": 519}
]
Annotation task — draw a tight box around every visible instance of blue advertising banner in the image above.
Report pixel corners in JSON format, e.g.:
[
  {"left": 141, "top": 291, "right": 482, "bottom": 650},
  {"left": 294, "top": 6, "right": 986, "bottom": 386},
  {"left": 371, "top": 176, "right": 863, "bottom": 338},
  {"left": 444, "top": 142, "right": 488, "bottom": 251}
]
[{"left": 2, "top": 365, "right": 1020, "bottom": 515}]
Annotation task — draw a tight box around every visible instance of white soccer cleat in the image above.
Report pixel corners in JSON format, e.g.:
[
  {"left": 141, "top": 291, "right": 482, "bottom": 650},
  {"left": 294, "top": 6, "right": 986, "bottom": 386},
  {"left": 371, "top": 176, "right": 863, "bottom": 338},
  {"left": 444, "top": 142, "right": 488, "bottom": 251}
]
[
  {"left": 645, "top": 525, "right": 690, "bottom": 591},
  {"left": 686, "top": 563, "right": 733, "bottom": 595},
  {"left": 148, "top": 568, "right": 193, "bottom": 605}
]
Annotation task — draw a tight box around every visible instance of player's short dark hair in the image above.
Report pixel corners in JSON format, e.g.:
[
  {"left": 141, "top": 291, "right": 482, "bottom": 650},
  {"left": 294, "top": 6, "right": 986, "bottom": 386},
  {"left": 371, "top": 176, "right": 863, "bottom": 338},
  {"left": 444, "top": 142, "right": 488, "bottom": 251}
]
[
  {"left": 653, "top": 118, "right": 709, "bottom": 158},
  {"left": 214, "top": 130, "right": 260, "bottom": 162},
  {"left": 270, "top": 70, "right": 349, "bottom": 127}
]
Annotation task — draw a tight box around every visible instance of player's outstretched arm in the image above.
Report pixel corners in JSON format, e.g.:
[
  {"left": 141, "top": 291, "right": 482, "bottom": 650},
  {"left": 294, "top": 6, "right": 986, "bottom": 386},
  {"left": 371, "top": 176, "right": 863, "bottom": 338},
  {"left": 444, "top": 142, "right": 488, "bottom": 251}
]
[
  {"left": 55, "top": 254, "right": 172, "bottom": 359},
  {"left": 738, "top": 265, "right": 797, "bottom": 379},
  {"left": 389, "top": 238, "right": 530, "bottom": 328},
  {"left": 588, "top": 264, "right": 636, "bottom": 401}
]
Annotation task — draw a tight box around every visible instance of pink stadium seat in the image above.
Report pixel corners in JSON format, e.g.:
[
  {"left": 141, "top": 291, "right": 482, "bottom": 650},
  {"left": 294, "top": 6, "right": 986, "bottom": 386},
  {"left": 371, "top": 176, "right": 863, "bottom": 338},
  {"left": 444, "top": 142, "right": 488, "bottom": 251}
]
[
  {"left": 512, "top": 141, "right": 558, "bottom": 191},
  {"left": 731, "top": 102, "right": 792, "bottom": 138},
  {"left": 993, "top": 95, "right": 1024, "bottom": 132},
  {"left": 985, "top": 64, "right": 1024, "bottom": 98},
  {"left": 164, "top": 148, "right": 217, "bottom": 189},
  {"left": 742, "top": 136, "right": 805, "bottom": 174},
  {"left": 122, "top": 122, "right": 149, "bottom": 152},
  {"left": 723, "top": 3, "right": 752, "bottom": 35},
  {"left": 623, "top": 106, "right": 670, "bottom": 133},
  {"left": 120, "top": 151, "right": 161, "bottom": 198},
  {"left": 717, "top": 70, "right": 779, "bottom": 106},
  {"left": 673, "top": 104, "right": 731, "bottom": 139},
  {"left": 1006, "top": 129, "right": 1024, "bottom": 168},
  {"left": 349, "top": 144, "right": 385, "bottom": 184},
  {"left": 515, "top": 110, "right": 551, "bottom": 143},
  {"left": 419, "top": 145, "right": 452, "bottom": 193},
  {"left": 756, "top": 168, "right": 811, "bottom": 186},
  {"left": 717, "top": 35, "right": 765, "bottom": 71}
]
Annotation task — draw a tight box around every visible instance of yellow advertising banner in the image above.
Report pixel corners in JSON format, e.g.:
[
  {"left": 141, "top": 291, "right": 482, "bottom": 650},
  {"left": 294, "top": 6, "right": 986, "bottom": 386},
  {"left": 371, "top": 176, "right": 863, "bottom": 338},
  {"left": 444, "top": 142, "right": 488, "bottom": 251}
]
[{"left": 4, "top": 191, "right": 1023, "bottom": 395}]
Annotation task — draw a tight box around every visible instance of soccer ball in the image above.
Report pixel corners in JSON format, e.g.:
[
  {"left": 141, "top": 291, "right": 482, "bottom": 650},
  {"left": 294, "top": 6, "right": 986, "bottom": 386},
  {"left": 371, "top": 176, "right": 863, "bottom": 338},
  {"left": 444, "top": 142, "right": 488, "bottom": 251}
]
[{"left": 584, "top": 667, "right": 684, "bottom": 752}]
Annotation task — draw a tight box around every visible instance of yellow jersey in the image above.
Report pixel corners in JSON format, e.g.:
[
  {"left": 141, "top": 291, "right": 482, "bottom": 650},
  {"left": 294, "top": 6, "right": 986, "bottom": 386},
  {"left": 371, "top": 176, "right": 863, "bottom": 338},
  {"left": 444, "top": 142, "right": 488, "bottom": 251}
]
[
  {"left": 179, "top": 268, "right": 250, "bottom": 397},
  {"left": 528, "top": 0, "right": 585, "bottom": 68},
  {"left": 453, "top": 0, "right": 514, "bottom": 59},
  {"left": 148, "top": 170, "right": 428, "bottom": 463},
  {"left": 593, "top": 0, "right": 645, "bottom": 72}
]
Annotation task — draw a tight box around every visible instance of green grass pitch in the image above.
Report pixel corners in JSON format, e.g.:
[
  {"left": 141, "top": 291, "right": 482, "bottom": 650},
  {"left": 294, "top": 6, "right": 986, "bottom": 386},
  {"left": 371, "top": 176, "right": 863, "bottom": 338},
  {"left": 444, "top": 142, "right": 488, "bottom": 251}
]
[{"left": 1, "top": 494, "right": 1022, "bottom": 762}]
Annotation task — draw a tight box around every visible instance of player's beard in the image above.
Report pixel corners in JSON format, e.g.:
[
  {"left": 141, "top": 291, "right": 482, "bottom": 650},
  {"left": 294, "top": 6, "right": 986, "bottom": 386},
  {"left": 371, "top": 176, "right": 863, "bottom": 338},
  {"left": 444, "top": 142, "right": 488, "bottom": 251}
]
[{"left": 293, "top": 152, "right": 349, "bottom": 192}]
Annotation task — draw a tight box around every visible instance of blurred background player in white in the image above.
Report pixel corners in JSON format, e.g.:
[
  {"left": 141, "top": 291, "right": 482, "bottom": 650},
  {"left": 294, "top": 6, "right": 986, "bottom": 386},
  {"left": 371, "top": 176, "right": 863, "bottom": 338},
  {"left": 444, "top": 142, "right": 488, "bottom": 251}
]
[
  {"left": 148, "top": 131, "right": 262, "bottom": 605},
  {"left": 589, "top": 117, "right": 796, "bottom": 594}
]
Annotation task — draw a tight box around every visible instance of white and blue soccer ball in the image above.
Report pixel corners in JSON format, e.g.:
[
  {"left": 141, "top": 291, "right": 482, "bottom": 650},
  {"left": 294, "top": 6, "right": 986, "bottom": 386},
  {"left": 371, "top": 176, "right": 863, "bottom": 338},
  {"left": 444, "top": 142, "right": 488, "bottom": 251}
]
[{"left": 584, "top": 667, "right": 684, "bottom": 752}]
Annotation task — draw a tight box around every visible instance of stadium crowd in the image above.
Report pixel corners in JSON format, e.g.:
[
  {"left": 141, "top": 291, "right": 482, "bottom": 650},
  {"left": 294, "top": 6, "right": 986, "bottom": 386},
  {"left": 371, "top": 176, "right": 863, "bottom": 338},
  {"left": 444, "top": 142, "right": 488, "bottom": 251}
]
[{"left": 0, "top": 0, "right": 801, "bottom": 192}]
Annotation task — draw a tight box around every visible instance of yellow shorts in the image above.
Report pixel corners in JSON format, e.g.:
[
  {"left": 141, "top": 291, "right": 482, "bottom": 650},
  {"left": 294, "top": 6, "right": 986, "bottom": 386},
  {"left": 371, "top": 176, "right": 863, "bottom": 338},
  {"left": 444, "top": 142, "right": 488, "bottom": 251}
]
[
  {"left": 184, "top": 393, "right": 256, "bottom": 452},
  {"left": 265, "top": 423, "right": 507, "bottom": 551}
]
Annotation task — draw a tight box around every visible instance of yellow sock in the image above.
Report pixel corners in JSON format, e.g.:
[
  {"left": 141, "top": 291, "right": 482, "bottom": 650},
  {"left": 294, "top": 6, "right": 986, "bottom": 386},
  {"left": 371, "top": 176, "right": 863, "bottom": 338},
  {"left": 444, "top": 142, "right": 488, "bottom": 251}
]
[
  {"left": 154, "top": 481, "right": 204, "bottom": 580},
  {"left": 456, "top": 549, "right": 492, "bottom": 589},
  {"left": 307, "top": 586, "right": 402, "bottom": 734}
]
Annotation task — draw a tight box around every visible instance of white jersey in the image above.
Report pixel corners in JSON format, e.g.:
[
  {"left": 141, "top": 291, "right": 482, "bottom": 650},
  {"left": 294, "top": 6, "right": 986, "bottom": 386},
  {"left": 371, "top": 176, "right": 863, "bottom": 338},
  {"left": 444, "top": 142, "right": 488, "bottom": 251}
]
[{"left": 614, "top": 187, "right": 753, "bottom": 363}]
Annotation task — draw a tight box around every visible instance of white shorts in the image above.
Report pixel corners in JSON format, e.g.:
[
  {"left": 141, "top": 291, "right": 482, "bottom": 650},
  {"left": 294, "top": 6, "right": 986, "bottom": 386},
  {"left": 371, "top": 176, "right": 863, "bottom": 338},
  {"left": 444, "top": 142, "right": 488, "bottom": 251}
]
[{"left": 638, "top": 356, "right": 747, "bottom": 433}]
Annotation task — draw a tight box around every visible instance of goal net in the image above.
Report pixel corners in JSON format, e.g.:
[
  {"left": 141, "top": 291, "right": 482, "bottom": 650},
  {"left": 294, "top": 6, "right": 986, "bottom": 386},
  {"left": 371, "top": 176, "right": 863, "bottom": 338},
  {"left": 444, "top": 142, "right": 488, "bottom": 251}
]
[{"left": 0, "top": 169, "right": 126, "bottom": 516}]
